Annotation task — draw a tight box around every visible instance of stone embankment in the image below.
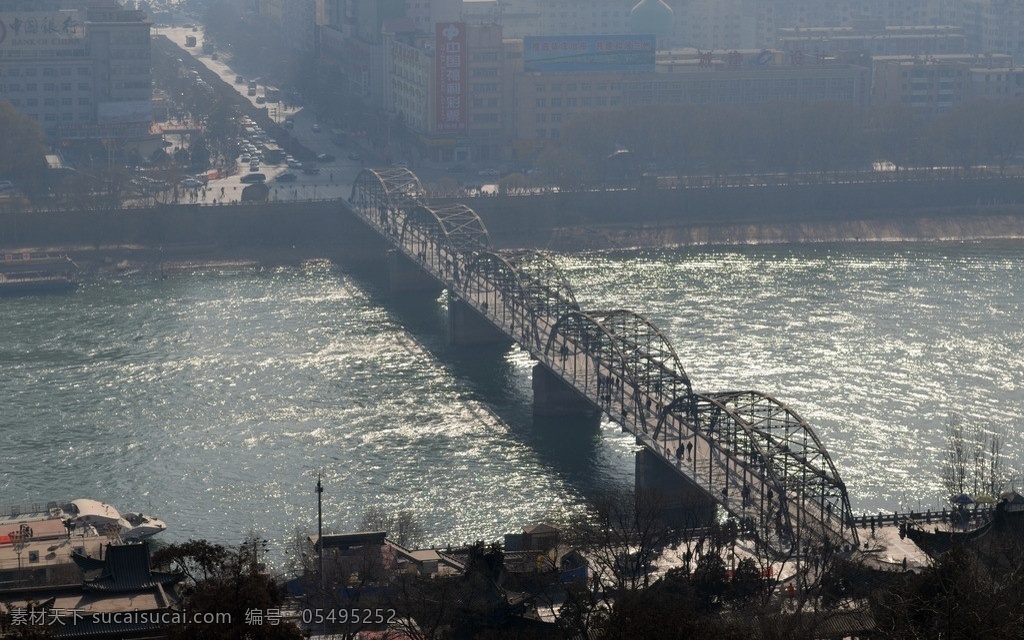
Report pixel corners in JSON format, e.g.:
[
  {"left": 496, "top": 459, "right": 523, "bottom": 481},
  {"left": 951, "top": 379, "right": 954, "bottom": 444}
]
[{"left": 2, "top": 178, "right": 1024, "bottom": 270}]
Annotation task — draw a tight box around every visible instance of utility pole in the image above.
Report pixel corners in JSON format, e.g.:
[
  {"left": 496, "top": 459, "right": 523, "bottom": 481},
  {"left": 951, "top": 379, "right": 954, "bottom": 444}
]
[{"left": 316, "top": 471, "right": 324, "bottom": 593}]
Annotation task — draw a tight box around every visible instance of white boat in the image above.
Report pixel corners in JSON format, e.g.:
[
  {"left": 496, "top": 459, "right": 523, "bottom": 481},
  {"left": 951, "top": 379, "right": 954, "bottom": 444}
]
[{"left": 0, "top": 498, "right": 167, "bottom": 541}]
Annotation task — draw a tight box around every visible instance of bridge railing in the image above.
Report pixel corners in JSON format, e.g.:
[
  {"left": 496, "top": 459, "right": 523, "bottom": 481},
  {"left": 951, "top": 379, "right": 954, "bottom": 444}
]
[{"left": 347, "top": 176, "right": 860, "bottom": 555}]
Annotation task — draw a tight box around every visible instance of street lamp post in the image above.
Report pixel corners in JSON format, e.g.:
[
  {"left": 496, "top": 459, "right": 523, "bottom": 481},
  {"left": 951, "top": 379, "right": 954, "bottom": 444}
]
[{"left": 316, "top": 472, "right": 324, "bottom": 593}]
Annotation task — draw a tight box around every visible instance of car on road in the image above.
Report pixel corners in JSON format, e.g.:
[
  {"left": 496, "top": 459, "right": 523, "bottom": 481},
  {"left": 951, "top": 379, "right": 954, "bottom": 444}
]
[
  {"left": 240, "top": 173, "right": 266, "bottom": 183},
  {"left": 316, "top": 153, "right": 335, "bottom": 162},
  {"left": 312, "top": 123, "right": 321, "bottom": 132},
  {"left": 287, "top": 159, "right": 302, "bottom": 169},
  {"left": 303, "top": 166, "right": 321, "bottom": 175},
  {"left": 255, "top": 95, "right": 266, "bottom": 104},
  {"left": 235, "top": 75, "right": 244, "bottom": 84},
  {"left": 276, "top": 172, "right": 298, "bottom": 182}
]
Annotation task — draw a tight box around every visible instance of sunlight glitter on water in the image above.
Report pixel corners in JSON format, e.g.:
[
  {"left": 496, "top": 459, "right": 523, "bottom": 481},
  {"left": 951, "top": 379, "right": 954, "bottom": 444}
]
[{"left": 2, "top": 242, "right": 1023, "bottom": 564}]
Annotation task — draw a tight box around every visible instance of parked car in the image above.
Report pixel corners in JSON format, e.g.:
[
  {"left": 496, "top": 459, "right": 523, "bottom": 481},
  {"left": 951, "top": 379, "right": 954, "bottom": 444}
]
[
  {"left": 287, "top": 159, "right": 302, "bottom": 169},
  {"left": 276, "top": 172, "right": 298, "bottom": 182},
  {"left": 235, "top": 75, "right": 244, "bottom": 84},
  {"left": 240, "top": 173, "right": 266, "bottom": 183},
  {"left": 240, "top": 154, "right": 251, "bottom": 163},
  {"left": 316, "top": 153, "right": 336, "bottom": 162},
  {"left": 180, "top": 177, "right": 204, "bottom": 188}
]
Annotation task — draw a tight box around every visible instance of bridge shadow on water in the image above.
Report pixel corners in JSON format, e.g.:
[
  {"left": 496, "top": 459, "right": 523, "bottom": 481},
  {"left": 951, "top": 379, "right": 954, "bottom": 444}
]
[{"left": 338, "top": 259, "right": 632, "bottom": 501}]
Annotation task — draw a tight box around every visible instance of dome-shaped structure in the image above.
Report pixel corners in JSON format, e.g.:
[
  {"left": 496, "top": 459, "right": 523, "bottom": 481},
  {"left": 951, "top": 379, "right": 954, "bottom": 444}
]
[{"left": 629, "top": 0, "right": 674, "bottom": 40}]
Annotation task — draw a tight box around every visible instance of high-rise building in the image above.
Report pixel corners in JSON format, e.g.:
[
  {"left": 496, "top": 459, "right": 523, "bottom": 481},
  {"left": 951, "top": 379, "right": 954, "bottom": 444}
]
[{"left": 0, "top": 0, "right": 153, "bottom": 145}]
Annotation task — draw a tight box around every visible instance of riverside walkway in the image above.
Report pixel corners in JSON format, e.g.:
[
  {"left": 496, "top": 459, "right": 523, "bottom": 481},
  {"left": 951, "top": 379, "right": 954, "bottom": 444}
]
[{"left": 349, "top": 167, "right": 860, "bottom": 557}]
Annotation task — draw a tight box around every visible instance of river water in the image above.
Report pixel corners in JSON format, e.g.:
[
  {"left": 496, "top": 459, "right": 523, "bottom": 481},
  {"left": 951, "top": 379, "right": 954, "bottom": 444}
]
[{"left": 2, "top": 241, "right": 1022, "bottom": 561}]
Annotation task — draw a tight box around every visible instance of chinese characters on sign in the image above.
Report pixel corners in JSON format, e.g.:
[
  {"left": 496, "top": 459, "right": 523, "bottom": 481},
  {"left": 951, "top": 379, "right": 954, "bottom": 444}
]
[
  {"left": 0, "top": 12, "right": 82, "bottom": 48},
  {"left": 435, "top": 22, "right": 466, "bottom": 134},
  {"left": 523, "top": 34, "right": 656, "bottom": 73}
]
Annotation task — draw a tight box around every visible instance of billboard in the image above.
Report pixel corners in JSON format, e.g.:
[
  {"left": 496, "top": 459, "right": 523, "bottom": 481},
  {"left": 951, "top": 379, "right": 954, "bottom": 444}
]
[
  {"left": 435, "top": 22, "right": 467, "bottom": 134},
  {"left": 524, "top": 35, "right": 656, "bottom": 73},
  {"left": 97, "top": 100, "right": 153, "bottom": 124}
]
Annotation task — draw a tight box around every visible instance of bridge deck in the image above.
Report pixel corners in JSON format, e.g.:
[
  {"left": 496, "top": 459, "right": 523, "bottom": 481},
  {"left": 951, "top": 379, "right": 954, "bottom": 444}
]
[{"left": 349, "top": 168, "right": 859, "bottom": 555}]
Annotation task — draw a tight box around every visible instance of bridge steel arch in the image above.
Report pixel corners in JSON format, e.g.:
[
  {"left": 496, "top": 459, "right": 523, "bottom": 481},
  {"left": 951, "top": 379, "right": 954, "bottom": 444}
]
[
  {"left": 350, "top": 168, "right": 426, "bottom": 237},
  {"left": 344, "top": 168, "right": 860, "bottom": 555},
  {"left": 460, "top": 250, "right": 581, "bottom": 355}
]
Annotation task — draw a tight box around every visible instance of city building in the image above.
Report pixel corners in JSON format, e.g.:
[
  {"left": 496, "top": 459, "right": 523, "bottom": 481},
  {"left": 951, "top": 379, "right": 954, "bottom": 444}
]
[
  {"left": 0, "top": 0, "right": 155, "bottom": 149},
  {"left": 777, "top": 22, "right": 967, "bottom": 57},
  {"left": 870, "top": 53, "right": 1014, "bottom": 116}
]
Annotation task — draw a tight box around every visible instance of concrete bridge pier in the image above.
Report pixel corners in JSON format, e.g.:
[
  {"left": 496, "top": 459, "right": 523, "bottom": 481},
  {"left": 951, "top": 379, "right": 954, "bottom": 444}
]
[
  {"left": 532, "top": 363, "right": 601, "bottom": 422},
  {"left": 635, "top": 448, "right": 718, "bottom": 529},
  {"left": 447, "top": 295, "right": 513, "bottom": 346},
  {"left": 387, "top": 250, "right": 442, "bottom": 293}
]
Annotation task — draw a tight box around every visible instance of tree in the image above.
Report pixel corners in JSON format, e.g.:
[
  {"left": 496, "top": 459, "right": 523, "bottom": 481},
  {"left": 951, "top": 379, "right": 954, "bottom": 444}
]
[
  {"left": 941, "top": 412, "right": 1010, "bottom": 503},
  {"left": 153, "top": 537, "right": 304, "bottom": 640},
  {"left": 360, "top": 505, "right": 425, "bottom": 548},
  {"left": 872, "top": 544, "right": 1024, "bottom": 639},
  {"left": 565, "top": 485, "right": 673, "bottom": 603}
]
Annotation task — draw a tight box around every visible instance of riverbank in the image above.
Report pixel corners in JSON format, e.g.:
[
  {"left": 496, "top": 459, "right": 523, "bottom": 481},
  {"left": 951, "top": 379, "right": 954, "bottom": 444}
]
[
  {"left": 3, "top": 197, "right": 1024, "bottom": 273},
  {"left": 542, "top": 205, "right": 1024, "bottom": 251}
]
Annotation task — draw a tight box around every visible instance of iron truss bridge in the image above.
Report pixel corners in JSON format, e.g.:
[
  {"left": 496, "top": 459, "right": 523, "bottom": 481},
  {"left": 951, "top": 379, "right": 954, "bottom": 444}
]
[{"left": 349, "top": 168, "right": 860, "bottom": 556}]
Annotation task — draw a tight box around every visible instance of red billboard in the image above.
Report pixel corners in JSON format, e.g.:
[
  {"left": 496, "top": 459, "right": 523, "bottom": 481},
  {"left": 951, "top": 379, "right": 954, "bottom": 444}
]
[{"left": 435, "top": 22, "right": 467, "bottom": 134}]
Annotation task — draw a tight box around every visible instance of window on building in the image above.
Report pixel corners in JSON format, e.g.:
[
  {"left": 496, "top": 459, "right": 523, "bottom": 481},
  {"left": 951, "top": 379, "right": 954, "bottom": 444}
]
[{"left": 536, "top": 98, "right": 545, "bottom": 107}]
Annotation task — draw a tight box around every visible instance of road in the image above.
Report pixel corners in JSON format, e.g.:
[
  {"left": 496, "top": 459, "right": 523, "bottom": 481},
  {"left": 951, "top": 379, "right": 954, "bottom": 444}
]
[{"left": 155, "top": 26, "right": 367, "bottom": 205}]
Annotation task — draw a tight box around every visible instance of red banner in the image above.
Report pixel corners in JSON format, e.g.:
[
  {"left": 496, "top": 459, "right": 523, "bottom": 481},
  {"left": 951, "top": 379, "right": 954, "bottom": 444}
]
[{"left": 435, "top": 22, "right": 467, "bottom": 134}]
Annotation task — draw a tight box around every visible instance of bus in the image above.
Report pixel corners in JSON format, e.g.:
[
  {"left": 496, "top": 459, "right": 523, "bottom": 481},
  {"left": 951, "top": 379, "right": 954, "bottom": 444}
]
[
  {"left": 247, "top": 80, "right": 257, "bottom": 96},
  {"left": 261, "top": 143, "right": 285, "bottom": 164}
]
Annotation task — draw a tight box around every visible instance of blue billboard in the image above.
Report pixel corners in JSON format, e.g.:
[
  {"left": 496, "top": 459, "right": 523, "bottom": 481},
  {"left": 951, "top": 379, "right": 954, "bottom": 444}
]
[{"left": 523, "top": 34, "right": 656, "bottom": 73}]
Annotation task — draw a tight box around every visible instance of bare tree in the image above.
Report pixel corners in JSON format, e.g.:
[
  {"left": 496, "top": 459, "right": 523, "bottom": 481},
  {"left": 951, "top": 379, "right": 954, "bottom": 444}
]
[
  {"left": 941, "top": 413, "right": 1011, "bottom": 503},
  {"left": 360, "top": 506, "right": 425, "bottom": 549}
]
